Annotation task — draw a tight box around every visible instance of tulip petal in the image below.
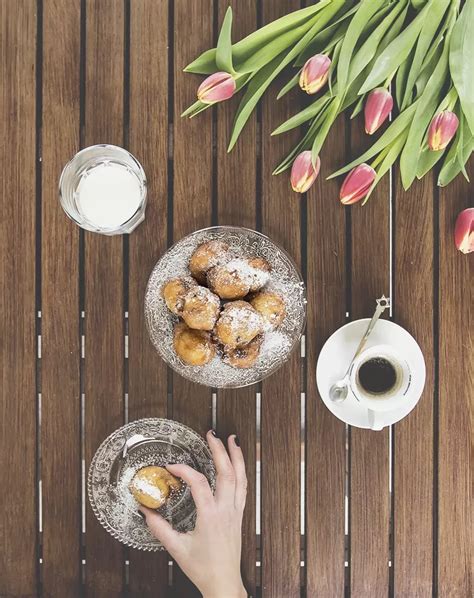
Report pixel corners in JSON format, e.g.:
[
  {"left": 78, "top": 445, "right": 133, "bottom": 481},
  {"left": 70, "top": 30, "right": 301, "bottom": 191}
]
[
  {"left": 197, "top": 72, "right": 236, "bottom": 104},
  {"left": 291, "top": 151, "right": 321, "bottom": 193},
  {"left": 299, "top": 54, "right": 331, "bottom": 95},
  {"left": 454, "top": 208, "right": 474, "bottom": 254},
  {"left": 428, "top": 111, "right": 459, "bottom": 151},
  {"left": 364, "top": 88, "right": 393, "bottom": 135},
  {"left": 340, "top": 164, "right": 376, "bottom": 205}
]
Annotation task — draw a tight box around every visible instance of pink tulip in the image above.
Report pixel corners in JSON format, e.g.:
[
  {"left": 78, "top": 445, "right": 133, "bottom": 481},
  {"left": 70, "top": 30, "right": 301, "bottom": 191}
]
[
  {"left": 427, "top": 110, "right": 459, "bottom": 151},
  {"left": 364, "top": 88, "right": 393, "bottom": 134},
  {"left": 290, "top": 151, "right": 321, "bottom": 193},
  {"left": 197, "top": 72, "right": 236, "bottom": 104},
  {"left": 340, "top": 164, "right": 376, "bottom": 205},
  {"left": 299, "top": 54, "right": 331, "bottom": 95},
  {"left": 454, "top": 208, "right": 474, "bottom": 254}
]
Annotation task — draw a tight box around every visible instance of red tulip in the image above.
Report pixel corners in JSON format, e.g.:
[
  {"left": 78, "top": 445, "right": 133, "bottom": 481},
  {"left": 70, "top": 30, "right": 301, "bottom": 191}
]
[
  {"left": 454, "top": 208, "right": 474, "bottom": 254},
  {"left": 427, "top": 111, "right": 459, "bottom": 151},
  {"left": 339, "top": 164, "right": 376, "bottom": 205},
  {"left": 197, "top": 72, "right": 236, "bottom": 104},
  {"left": 290, "top": 151, "right": 321, "bottom": 193},
  {"left": 364, "top": 88, "right": 393, "bottom": 134},
  {"left": 299, "top": 54, "right": 331, "bottom": 95}
]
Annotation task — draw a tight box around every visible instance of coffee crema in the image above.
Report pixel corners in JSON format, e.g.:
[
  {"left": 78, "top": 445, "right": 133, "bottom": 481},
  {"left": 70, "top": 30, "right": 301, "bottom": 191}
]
[{"left": 358, "top": 357, "right": 397, "bottom": 395}]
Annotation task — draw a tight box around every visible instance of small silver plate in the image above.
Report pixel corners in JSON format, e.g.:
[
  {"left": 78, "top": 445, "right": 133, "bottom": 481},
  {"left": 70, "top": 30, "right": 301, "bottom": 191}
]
[{"left": 88, "top": 418, "right": 216, "bottom": 551}]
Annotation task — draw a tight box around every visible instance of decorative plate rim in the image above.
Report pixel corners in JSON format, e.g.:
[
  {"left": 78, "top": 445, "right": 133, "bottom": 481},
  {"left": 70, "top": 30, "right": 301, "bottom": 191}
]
[
  {"left": 144, "top": 225, "right": 307, "bottom": 389},
  {"left": 87, "top": 417, "right": 216, "bottom": 551}
]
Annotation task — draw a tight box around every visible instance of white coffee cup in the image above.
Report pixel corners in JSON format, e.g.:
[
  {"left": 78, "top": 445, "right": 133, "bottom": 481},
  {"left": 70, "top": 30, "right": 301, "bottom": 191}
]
[{"left": 349, "top": 344, "right": 412, "bottom": 431}]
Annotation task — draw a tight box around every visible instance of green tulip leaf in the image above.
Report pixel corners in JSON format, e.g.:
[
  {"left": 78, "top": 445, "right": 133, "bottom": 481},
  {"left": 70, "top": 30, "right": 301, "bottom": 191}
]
[
  {"left": 399, "top": 20, "right": 453, "bottom": 189},
  {"left": 363, "top": 131, "right": 408, "bottom": 203},
  {"left": 277, "top": 70, "right": 301, "bottom": 100},
  {"left": 347, "top": 0, "right": 408, "bottom": 89},
  {"left": 272, "top": 94, "right": 331, "bottom": 135},
  {"left": 181, "top": 100, "right": 209, "bottom": 118},
  {"left": 216, "top": 7, "right": 234, "bottom": 74},
  {"left": 358, "top": 0, "right": 435, "bottom": 94},
  {"left": 401, "top": 0, "right": 450, "bottom": 110},
  {"left": 295, "top": 3, "right": 361, "bottom": 66},
  {"left": 450, "top": 0, "right": 474, "bottom": 135},
  {"left": 184, "top": 2, "right": 332, "bottom": 74},
  {"left": 328, "top": 102, "right": 418, "bottom": 178},
  {"left": 337, "top": 0, "right": 386, "bottom": 94},
  {"left": 350, "top": 94, "right": 365, "bottom": 118},
  {"left": 228, "top": 7, "right": 341, "bottom": 151},
  {"left": 438, "top": 136, "right": 473, "bottom": 186},
  {"left": 311, "top": 98, "right": 341, "bottom": 162}
]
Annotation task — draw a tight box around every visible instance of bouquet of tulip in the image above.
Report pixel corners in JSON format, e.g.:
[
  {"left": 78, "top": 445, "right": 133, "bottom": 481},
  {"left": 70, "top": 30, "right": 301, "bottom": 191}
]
[{"left": 182, "top": 0, "right": 473, "bottom": 205}]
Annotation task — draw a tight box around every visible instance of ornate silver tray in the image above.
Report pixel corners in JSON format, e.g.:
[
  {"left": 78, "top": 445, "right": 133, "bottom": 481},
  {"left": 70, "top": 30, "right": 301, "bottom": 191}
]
[
  {"left": 145, "top": 226, "right": 306, "bottom": 388},
  {"left": 88, "top": 418, "right": 216, "bottom": 551}
]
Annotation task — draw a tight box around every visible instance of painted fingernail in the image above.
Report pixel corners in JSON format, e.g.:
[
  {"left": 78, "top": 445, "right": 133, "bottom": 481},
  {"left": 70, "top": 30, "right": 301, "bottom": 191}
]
[
  {"left": 209, "top": 429, "right": 217, "bottom": 437},
  {"left": 234, "top": 435, "right": 240, "bottom": 447},
  {"left": 137, "top": 510, "right": 146, "bottom": 520}
]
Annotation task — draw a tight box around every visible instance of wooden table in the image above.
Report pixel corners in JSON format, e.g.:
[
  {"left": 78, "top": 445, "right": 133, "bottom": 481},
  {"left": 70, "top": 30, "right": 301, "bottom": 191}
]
[{"left": 1, "top": 1, "right": 472, "bottom": 597}]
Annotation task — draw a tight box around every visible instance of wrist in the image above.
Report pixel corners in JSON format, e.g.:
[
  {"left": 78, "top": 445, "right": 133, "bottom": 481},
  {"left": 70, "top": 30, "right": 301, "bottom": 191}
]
[{"left": 202, "top": 580, "right": 247, "bottom": 598}]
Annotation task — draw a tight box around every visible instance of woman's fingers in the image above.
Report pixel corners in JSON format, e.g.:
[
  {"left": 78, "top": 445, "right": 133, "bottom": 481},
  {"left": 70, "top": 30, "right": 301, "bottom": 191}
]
[
  {"left": 139, "top": 507, "right": 182, "bottom": 555},
  {"left": 227, "top": 435, "right": 247, "bottom": 511},
  {"left": 206, "top": 430, "right": 236, "bottom": 504},
  {"left": 166, "top": 463, "right": 214, "bottom": 511}
]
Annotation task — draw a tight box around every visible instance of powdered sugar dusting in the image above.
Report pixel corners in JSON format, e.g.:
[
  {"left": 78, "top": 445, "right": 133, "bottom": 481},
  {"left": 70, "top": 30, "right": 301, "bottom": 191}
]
[{"left": 145, "top": 227, "right": 306, "bottom": 388}]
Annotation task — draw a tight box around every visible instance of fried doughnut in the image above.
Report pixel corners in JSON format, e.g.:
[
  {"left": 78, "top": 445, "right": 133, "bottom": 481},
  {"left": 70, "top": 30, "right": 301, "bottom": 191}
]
[
  {"left": 173, "top": 323, "right": 215, "bottom": 366},
  {"left": 189, "top": 240, "right": 230, "bottom": 284},
  {"left": 162, "top": 277, "right": 196, "bottom": 315},
  {"left": 214, "top": 301, "right": 263, "bottom": 348},
  {"left": 130, "top": 465, "right": 181, "bottom": 509},
  {"left": 250, "top": 291, "right": 286, "bottom": 330},
  {"left": 207, "top": 260, "right": 251, "bottom": 299},
  {"left": 181, "top": 286, "right": 221, "bottom": 331},
  {"left": 224, "top": 334, "right": 263, "bottom": 369},
  {"left": 246, "top": 257, "right": 271, "bottom": 292}
]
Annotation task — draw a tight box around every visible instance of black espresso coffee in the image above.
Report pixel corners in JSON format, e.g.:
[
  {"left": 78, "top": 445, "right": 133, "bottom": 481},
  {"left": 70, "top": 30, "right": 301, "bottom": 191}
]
[{"left": 358, "top": 357, "right": 397, "bottom": 395}]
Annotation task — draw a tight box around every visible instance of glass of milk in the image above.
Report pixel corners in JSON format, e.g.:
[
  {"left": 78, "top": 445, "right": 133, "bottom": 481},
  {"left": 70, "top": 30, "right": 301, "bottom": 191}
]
[{"left": 59, "top": 144, "right": 147, "bottom": 235}]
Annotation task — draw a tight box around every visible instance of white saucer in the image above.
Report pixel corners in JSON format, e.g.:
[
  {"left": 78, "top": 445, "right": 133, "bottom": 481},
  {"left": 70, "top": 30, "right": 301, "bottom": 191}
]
[{"left": 316, "top": 319, "right": 426, "bottom": 430}]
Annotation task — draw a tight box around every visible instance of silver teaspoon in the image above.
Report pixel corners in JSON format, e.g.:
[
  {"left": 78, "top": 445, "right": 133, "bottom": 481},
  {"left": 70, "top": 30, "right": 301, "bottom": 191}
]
[{"left": 329, "top": 295, "right": 390, "bottom": 403}]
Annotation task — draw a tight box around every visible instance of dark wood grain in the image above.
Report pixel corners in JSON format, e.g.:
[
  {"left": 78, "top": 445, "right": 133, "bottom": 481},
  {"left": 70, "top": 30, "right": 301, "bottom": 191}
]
[
  {"left": 172, "top": 1, "right": 214, "bottom": 595},
  {"left": 0, "top": 1, "right": 37, "bottom": 594},
  {"left": 260, "top": 2, "right": 302, "bottom": 596},
  {"left": 305, "top": 115, "right": 347, "bottom": 597},
  {"left": 127, "top": 0, "right": 170, "bottom": 595},
  {"left": 349, "top": 121, "right": 390, "bottom": 597},
  {"left": 215, "top": 2, "right": 257, "bottom": 595},
  {"left": 83, "top": 1, "right": 125, "bottom": 593},
  {"left": 393, "top": 174, "right": 434, "bottom": 596},
  {"left": 438, "top": 163, "right": 473, "bottom": 598},
  {"left": 41, "top": 1, "right": 81, "bottom": 595}
]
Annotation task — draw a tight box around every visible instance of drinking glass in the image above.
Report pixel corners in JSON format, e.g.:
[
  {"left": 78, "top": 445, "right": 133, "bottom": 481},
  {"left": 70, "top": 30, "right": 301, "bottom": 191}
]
[{"left": 59, "top": 144, "right": 147, "bottom": 235}]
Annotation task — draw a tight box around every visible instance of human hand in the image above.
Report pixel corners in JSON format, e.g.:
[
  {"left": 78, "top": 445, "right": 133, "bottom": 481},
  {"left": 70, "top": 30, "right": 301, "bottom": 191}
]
[{"left": 140, "top": 431, "right": 248, "bottom": 598}]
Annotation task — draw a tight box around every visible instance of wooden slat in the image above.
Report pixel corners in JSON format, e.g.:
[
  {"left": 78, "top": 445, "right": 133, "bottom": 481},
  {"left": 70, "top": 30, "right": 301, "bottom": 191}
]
[
  {"left": 393, "top": 175, "right": 434, "bottom": 595},
  {"left": 41, "top": 1, "right": 81, "bottom": 595},
  {"left": 0, "top": 1, "right": 37, "bottom": 594},
  {"left": 84, "top": 1, "right": 125, "bottom": 593},
  {"left": 349, "top": 121, "right": 390, "bottom": 597},
  {"left": 260, "top": 2, "right": 302, "bottom": 596},
  {"left": 438, "top": 163, "right": 473, "bottom": 597},
  {"left": 172, "top": 1, "right": 214, "bottom": 594},
  {"left": 305, "top": 115, "right": 347, "bottom": 597},
  {"left": 215, "top": 3, "right": 257, "bottom": 595},
  {"left": 127, "top": 0, "right": 170, "bottom": 595}
]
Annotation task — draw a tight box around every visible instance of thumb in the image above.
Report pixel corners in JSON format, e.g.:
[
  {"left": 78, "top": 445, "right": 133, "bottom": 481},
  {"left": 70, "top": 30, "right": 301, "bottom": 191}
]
[{"left": 139, "top": 506, "right": 182, "bottom": 554}]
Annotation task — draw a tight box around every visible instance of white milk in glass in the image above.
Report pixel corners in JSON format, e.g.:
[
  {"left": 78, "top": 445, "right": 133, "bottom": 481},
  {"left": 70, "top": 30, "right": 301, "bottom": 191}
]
[{"left": 76, "top": 161, "right": 142, "bottom": 229}]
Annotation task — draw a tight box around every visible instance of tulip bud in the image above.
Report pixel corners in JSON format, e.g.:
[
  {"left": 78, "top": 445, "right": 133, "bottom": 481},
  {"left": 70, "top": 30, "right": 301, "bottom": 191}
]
[
  {"left": 427, "top": 110, "right": 459, "bottom": 151},
  {"left": 339, "top": 164, "right": 376, "bottom": 205},
  {"left": 290, "top": 151, "right": 321, "bottom": 193},
  {"left": 364, "top": 88, "right": 393, "bottom": 134},
  {"left": 454, "top": 208, "right": 474, "bottom": 254},
  {"left": 299, "top": 54, "right": 331, "bottom": 95},
  {"left": 197, "top": 72, "right": 236, "bottom": 104}
]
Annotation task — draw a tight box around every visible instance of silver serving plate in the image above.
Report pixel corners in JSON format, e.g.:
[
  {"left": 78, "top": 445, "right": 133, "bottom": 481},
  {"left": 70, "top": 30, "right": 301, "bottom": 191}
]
[
  {"left": 145, "top": 226, "right": 307, "bottom": 388},
  {"left": 88, "top": 418, "right": 216, "bottom": 551}
]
